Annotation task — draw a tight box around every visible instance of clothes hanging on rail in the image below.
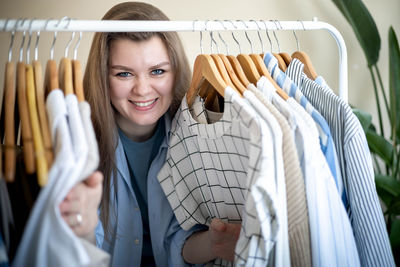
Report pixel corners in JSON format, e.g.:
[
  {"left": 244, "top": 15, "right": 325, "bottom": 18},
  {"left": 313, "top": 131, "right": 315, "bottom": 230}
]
[
  {"left": 158, "top": 86, "right": 280, "bottom": 266},
  {"left": 247, "top": 83, "right": 312, "bottom": 267},
  {"left": 263, "top": 53, "right": 361, "bottom": 267},
  {"left": 12, "top": 90, "right": 109, "bottom": 267},
  {"left": 285, "top": 58, "right": 395, "bottom": 267},
  {"left": 264, "top": 53, "right": 344, "bottom": 200}
]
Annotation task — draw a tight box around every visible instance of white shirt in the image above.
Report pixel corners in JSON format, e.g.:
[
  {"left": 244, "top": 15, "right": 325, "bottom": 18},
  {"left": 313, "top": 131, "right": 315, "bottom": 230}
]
[
  {"left": 13, "top": 89, "right": 88, "bottom": 267},
  {"left": 242, "top": 88, "right": 289, "bottom": 267}
]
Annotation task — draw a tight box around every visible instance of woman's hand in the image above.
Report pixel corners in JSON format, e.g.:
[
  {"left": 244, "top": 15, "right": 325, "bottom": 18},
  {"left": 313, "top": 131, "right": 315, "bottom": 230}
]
[
  {"left": 208, "top": 218, "right": 241, "bottom": 261},
  {"left": 182, "top": 218, "right": 241, "bottom": 263},
  {"left": 59, "top": 171, "right": 103, "bottom": 239}
]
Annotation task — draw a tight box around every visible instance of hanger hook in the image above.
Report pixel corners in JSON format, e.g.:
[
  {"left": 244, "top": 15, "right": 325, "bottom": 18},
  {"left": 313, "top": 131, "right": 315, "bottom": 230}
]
[
  {"left": 26, "top": 18, "right": 36, "bottom": 64},
  {"left": 215, "top": 20, "right": 228, "bottom": 55},
  {"left": 4, "top": 19, "right": 14, "bottom": 62},
  {"left": 73, "top": 30, "right": 82, "bottom": 60},
  {"left": 63, "top": 18, "right": 74, "bottom": 57},
  {"left": 250, "top": 20, "right": 263, "bottom": 53},
  {"left": 236, "top": 20, "right": 253, "bottom": 54},
  {"left": 50, "top": 16, "right": 68, "bottom": 60},
  {"left": 260, "top": 20, "right": 273, "bottom": 52},
  {"left": 224, "top": 20, "right": 241, "bottom": 54},
  {"left": 18, "top": 18, "right": 27, "bottom": 62},
  {"left": 270, "top": 20, "right": 280, "bottom": 53},
  {"left": 206, "top": 20, "right": 220, "bottom": 54},
  {"left": 292, "top": 28, "right": 300, "bottom": 51}
]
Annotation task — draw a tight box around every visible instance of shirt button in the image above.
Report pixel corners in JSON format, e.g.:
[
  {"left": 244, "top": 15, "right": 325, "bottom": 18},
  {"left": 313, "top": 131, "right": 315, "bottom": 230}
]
[
  {"left": 135, "top": 239, "right": 140, "bottom": 245},
  {"left": 134, "top": 207, "right": 139, "bottom": 211}
]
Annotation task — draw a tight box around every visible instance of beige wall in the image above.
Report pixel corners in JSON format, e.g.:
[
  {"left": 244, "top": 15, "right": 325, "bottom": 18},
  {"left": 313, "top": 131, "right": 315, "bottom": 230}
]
[{"left": 0, "top": 0, "right": 399, "bottom": 129}]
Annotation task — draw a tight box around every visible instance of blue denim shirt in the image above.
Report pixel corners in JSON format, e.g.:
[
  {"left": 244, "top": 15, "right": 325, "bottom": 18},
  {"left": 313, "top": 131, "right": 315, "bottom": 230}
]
[{"left": 95, "top": 114, "right": 201, "bottom": 266}]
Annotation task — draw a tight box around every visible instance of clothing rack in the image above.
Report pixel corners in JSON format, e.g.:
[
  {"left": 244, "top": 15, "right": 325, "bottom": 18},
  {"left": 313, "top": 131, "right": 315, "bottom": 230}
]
[{"left": 0, "top": 18, "right": 348, "bottom": 102}]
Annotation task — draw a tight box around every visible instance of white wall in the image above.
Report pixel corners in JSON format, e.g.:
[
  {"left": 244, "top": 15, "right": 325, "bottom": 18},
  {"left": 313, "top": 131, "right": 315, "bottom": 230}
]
[{"left": 0, "top": 0, "right": 399, "bottom": 129}]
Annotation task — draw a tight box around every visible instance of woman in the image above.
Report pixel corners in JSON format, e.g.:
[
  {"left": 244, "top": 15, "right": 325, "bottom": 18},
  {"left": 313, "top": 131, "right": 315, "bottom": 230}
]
[{"left": 59, "top": 2, "right": 240, "bottom": 266}]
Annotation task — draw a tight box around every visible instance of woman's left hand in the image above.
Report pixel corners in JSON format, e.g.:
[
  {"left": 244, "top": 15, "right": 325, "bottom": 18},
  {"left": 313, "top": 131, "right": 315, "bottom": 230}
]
[{"left": 59, "top": 171, "right": 103, "bottom": 239}]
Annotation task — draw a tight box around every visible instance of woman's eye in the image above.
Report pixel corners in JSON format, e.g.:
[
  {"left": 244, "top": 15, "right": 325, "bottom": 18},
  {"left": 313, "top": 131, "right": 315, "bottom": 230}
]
[
  {"left": 151, "top": 69, "right": 164, "bottom": 75},
  {"left": 116, "top": 72, "right": 131, "bottom": 77}
]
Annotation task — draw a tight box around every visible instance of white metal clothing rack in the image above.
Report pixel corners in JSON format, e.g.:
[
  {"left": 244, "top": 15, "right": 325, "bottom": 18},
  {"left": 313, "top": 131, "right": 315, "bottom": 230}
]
[{"left": 0, "top": 19, "right": 348, "bottom": 102}]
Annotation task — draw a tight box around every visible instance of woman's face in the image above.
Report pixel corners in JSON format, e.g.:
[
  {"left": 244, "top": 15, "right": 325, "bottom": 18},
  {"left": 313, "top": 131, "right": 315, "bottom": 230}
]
[{"left": 108, "top": 36, "right": 174, "bottom": 141}]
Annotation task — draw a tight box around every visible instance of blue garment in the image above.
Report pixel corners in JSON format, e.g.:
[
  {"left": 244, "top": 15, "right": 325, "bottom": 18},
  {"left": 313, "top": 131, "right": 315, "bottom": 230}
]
[
  {"left": 263, "top": 53, "right": 343, "bottom": 198},
  {"left": 0, "top": 233, "right": 8, "bottom": 267},
  {"left": 95, "top": 114, "right": 202, "bottom": 267},
  {"left": 118, "top": 119, "right": 165, "bottom": 266}
]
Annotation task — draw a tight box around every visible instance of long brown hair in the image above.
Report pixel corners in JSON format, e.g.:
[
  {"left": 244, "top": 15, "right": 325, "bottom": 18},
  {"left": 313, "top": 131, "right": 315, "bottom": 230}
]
[{"left": 83, "top": 1, "right": 191, "bottom": 239}]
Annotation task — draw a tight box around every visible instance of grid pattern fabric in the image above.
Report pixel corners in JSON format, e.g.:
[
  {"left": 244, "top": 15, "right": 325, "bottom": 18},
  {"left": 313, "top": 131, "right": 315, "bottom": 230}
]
[{"left": 158, "top": 87, "right": 278, "bottom": 266}]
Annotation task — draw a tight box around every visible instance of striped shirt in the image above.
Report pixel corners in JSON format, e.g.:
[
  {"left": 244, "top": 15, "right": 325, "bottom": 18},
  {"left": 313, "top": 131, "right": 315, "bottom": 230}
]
[
  {"left": 249, "top": 83, "right": 312, "bottom": 267},
  {"left": 288, "top": 97, "right": 360, "bottom": 267},
  {"left": 158, "top": 87, "right": 278, "bottom": 266},
  {"left": 286, "top": 59, "right": 395, "bottom": 267},
  {"left": 263, "top": 53, "right": 344, "bottom": 202}
]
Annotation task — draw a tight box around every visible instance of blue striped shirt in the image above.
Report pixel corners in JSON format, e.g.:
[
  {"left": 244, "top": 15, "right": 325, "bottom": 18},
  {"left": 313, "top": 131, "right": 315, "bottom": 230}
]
[{"left": 286, "top": 59, "right": 395, "bottom": 267}]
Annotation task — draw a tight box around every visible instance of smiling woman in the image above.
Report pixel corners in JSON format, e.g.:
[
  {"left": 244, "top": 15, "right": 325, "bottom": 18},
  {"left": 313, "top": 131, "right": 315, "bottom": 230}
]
[
  {"left": 57, "top": 2, "right": 242, "bottom": 266},
  {"left": 108, "top": 37, "right": 175, "bottom": 142}
]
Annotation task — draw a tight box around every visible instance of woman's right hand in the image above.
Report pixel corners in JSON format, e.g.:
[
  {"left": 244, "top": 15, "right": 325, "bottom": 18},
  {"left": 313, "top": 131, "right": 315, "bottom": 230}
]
[
  {"left": 182, "top": 218, "right": 241, "bottom": 263},
  {"left": 59, "top": 171, "right": 104, "bottom": 240}
]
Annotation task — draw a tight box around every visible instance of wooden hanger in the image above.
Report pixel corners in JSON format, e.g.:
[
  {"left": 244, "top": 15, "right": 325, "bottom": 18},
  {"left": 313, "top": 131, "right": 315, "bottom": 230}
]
[
  {"left": 249, "top": 53, "right": 289, "bottom": 101},
  {"left": 72, "top": 60, "right": 85, "bottom": 102},
  {"left": 59, "top": 57, "right": 74, "bottom": 95},
  {"left": 17, "top": 62, "right": 35, "bottom": 174},
  {"left": 227, "top": 55, "right": 251, "bottom": 87},
  {"left": 237, "top": 54, "right": 260, "bottom": 84},
  {"left": 291, "top": 51, "right": 318, "bottom": 80},
  {"left": 217, "top": 54, "right": 246, "bottom": 95},
  {"left": 279, "top": 52, "right": 292, "bottom": 67},
  {"left": 44, "top": 59, "right": 59, "bottom": 96},
  {"left": 273, "top": 53, "right": 287, "bottom": 72},
  {"left": 33, "top": 60, "right": 53, "bottom": 168},
  {"left": 3, "top": 61, "right": 16, "bottom": 182},
  {"left": 186, "top": 54, "right": 227, "bottom": 108},
  {"left": 26, "top": 64, "right": 48, "bottom": 186}
]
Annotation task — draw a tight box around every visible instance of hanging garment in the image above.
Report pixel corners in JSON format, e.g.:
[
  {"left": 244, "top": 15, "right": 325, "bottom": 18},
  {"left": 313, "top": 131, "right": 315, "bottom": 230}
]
[
  {"left": 288, "top": 97, "right": 360, "bottom": 267},
  {"left": 263, "top": 53, "right": 344, "bottom": 199},
  {"left": 158, "top": 86, "right": 278, "bottom": 266},
  {"left": 258, "top": 75, "right": 360, "bottom": 266},
  {"left": 0, "top": 230, "right": 8, "bottom": 267},
  {"left": 241, "top": 89, "right": 289, "bottom": 267},
  {"left": 248, "top": 83, "right": 312, "bottom": 267},
  {"left": 13, "top": 90, "right": 90, "bottom": 267},
  {"left": 0, "top": 177, "right": 13, "bottom": 255},
  {"left": 285, "top": 59, "right": 395, "bottom": 267}
]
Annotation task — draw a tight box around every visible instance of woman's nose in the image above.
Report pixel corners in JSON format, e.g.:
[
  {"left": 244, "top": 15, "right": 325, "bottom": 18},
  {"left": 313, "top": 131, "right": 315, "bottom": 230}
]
[{"left": 133, "top": 77, "right": 152, "bottom": 95}]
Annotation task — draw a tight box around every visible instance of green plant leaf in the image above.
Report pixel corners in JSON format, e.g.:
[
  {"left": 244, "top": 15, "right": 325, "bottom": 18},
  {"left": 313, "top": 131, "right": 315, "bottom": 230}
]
[
  {"left": 331, "top": 0, "right": 381, "bottom": 66},
  {"left": 388, "top": 197, "right": 400, "bottom": 215},
  {"left": 375, "top": 174, "right": 400, "bottom": 197},
  {"left": 366, "top": 131, "right": 394, "bottom": 165},
  {"left": 389, "top": 27, "right": 400, "bottom": 144},
  {"left": 353, "top": 108, "right": 372, "bottom": 132},
  {"left": 391, "top": 219, "right": 400, "bottom": 248}
]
